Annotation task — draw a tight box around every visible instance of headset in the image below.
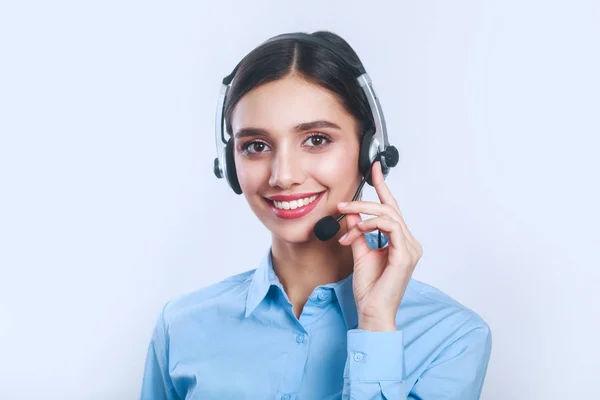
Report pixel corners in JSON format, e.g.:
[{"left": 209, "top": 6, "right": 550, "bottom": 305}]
[{"left": 213, "top": 32, "right": 399, "bottom": 244}]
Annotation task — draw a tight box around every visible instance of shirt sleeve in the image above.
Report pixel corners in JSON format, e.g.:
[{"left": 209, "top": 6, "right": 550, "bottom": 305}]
[
  {"left": 342, "top": 323, "right": 492, "bottom": 399},
  {"left": 408, "top": 324, "right": 492, "bottom": 400},
  {"left": 140, "top": 304, "right": 179, "bottom": 400},
  {"left": 342, "top": 329, "right": 407, "bottom": 399}
]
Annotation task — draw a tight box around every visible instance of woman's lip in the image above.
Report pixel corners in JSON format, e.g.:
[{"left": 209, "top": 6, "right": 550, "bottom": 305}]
[{"left": 264, "top": 192, "right": 324, "bottom": 220}]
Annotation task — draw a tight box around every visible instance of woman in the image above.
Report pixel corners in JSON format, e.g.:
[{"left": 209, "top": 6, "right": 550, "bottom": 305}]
[{"left": 140, "top": 31, "right": 492, "bottom": 400}]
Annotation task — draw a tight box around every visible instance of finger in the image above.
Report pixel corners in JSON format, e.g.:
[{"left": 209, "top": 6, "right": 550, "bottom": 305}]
[
  {"left": 342, "top": 190, "right": 417, "bottom": 252},
  {"left": 395, "top": 214, "right": 419, "bottom": 250},
  {"left": 342, "top": 213, "right": 370, "bottom": 261},
  {"left": 350, "top": 217, "right": 417, "bottom": 299},
  {"left": 340, "top": 216, "right": 410, "bottom": 262},
  {"left": 339, "top": 200, "right": 418, "bottom": 254},
  {"left": 373, "top": 214, "right": 421, "bottom": 260},
  {"left": 357, "top": 218, "right": 423, "bottom": 275},
  {"left": 338, "top": 201, "right": 400, "bottom": 222},
  {"left": 371, "top": 161, "right": 400, "bottom": 213},
  {"left": 350, "top": 215, "right": 423, "bottom": 263}
]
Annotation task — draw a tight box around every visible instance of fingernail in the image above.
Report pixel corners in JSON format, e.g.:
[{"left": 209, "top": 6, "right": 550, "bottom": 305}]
[
  {"left": 338, "top": 202, "right": 348, "bottom": 207},
  {"left": 339, "top": 233, "right": 348, "bottom": 242}
]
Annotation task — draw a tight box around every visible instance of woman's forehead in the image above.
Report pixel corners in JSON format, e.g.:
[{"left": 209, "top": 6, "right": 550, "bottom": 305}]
[{"left": 231, "top": 75, "right": 355, "bottom": 132}]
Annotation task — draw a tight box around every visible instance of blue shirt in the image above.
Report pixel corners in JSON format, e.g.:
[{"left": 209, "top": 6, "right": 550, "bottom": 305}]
[{"left": 140, "top": 233, "right": 492, "bottom": 399}]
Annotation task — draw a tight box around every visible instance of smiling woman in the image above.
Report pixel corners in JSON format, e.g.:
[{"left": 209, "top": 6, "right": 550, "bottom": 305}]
[{"left": 139, "top": 31, "right": 492, "bottom": 400}]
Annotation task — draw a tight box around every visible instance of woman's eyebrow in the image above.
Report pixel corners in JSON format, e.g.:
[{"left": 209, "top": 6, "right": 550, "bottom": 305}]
[
  {"left": 294, "top": 120, "right": 341, "bottom": 132},
  {"left": 234, "top": 120, "right": 341, "bottom": 139},
  {"left": 234, "top": 127, "right": 269, "bottom": 140}
]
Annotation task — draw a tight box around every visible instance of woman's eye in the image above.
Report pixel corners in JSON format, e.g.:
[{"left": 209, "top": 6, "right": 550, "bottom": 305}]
[
  {"left": 243, "top": 141, "right": 270, "bottom": 154},
  {"left": 304, "top": 134, "right": 331, "bottom": 148}
]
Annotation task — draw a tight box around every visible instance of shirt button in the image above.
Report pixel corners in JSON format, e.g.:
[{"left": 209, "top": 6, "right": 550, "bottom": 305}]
[
  {"left": 281, "top": 395, "right": 291, "bottom": 400},
  {"left": 296, "top": 334, "right": 305, "bottom": 344},
  {"left": 353, "top": 352, "right": 365, "bottom": 362},
  {"left": 317, "top": 291, "right": 327, "bottom": 301}
]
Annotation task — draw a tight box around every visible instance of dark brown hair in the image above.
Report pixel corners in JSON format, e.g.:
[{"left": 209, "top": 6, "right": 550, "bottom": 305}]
[{"left": 223, "top": 31, "right": 374, "bottom": 140}]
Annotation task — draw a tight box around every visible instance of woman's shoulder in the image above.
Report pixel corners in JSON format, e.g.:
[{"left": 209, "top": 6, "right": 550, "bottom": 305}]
[
  {"left": 159, "top": 268, "right": 257, "bottom": 326},
  {"left": 402, "top": 277, "right": 491, "bottom": 337},
  {"left": 405, "top": 278, "right": 470, "bottom": 309}
]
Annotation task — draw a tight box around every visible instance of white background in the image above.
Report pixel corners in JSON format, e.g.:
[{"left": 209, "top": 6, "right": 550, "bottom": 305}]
[{"left": 1, "top": 0, "right": 598, "bottom": 399}]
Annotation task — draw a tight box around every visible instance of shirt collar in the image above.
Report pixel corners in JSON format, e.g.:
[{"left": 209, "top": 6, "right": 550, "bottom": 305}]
[
  {"left": 244, "top": 232, "right": 389, "bottom": 330},
  {"left": 244, "top": 247, "right": 280, "bottom": 319}
]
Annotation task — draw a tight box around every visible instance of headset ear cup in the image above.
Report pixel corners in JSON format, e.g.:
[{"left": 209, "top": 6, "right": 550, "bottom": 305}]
[
  {"left": 225, "top": 139, "right": 243, "bottom": 195},
  {"left": 359, "top": 129, "right": 375, "bottom": 186}
]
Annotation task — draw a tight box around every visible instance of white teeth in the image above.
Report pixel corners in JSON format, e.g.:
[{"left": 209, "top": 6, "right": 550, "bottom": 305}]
[{"left": 273, "top": 194, "right": 319, "bottom": 210}]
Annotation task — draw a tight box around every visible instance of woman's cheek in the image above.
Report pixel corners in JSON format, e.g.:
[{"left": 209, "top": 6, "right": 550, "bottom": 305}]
[
  {"left": 315, "top": 150, "right": 358, "bottom": 184},
  {"left": 237, "top": 162, "right": 263, "bottom": 192}
]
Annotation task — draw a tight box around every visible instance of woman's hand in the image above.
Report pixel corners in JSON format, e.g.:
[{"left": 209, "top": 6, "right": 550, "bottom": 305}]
[{"left": 337, "top": 161, "right": 423, "bottom": 332}]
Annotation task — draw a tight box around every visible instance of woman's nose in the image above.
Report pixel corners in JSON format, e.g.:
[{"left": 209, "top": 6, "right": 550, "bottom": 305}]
[{"left": 268, "top": 150, "right": 305, "bottom": 189}]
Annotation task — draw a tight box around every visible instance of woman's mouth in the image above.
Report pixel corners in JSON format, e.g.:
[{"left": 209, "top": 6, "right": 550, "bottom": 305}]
[{"left": 264, "top": 192, "right": 325, "bottom": 220}]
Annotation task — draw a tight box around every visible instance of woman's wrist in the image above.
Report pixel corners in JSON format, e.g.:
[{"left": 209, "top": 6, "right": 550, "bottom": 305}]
[{"left": 357, "top": 319, "right": 398, "bottom": 332}]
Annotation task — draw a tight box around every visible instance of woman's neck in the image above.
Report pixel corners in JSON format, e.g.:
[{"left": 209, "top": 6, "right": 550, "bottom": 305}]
[{"left": 270, "top": 232, "right": 355, "bottom": 318}]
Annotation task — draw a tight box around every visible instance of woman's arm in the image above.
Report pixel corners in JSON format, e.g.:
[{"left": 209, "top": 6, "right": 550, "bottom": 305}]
[
  {"left": 140, "top": 304, "right": 179, "bottom": 400},
  {"left": 342, "top": 323, "right": 492, "bottom": 399},
  {"left": 342, "top": 329, "right": 406, "bottom": 399},
  {"left": 408, "top": 324, "right": 492, "bottom": 399}
]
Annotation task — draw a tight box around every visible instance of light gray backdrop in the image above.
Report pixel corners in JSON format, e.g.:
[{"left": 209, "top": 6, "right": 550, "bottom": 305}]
[{"left": 1, "top": 0, "right": 598, "bottom": 399}]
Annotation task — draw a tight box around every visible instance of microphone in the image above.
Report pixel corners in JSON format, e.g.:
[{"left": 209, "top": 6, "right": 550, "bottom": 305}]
[
  {"left": 313, "top": 174, "right": 366, "bottom": 241},
  {"left": 313, "top": 147, "right": 399, "bottom": 241}
]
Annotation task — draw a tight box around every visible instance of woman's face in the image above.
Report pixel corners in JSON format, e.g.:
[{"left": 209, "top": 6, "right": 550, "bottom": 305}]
[{"left": 231, "top": 74, "right": 362, "bottom": 243}]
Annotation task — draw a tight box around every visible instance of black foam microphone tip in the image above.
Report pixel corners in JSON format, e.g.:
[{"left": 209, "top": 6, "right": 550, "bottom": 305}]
[
  {"left": 384, "top": 146, "right": 399, "bottom": 168},
  {"left": 314, "top": 216, "right": 341, "bottom": 241}
]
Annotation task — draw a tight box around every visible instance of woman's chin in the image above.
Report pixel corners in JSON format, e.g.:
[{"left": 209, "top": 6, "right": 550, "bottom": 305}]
[{"left": 269, "top": 224, "right": 318, "bottom": 244}]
